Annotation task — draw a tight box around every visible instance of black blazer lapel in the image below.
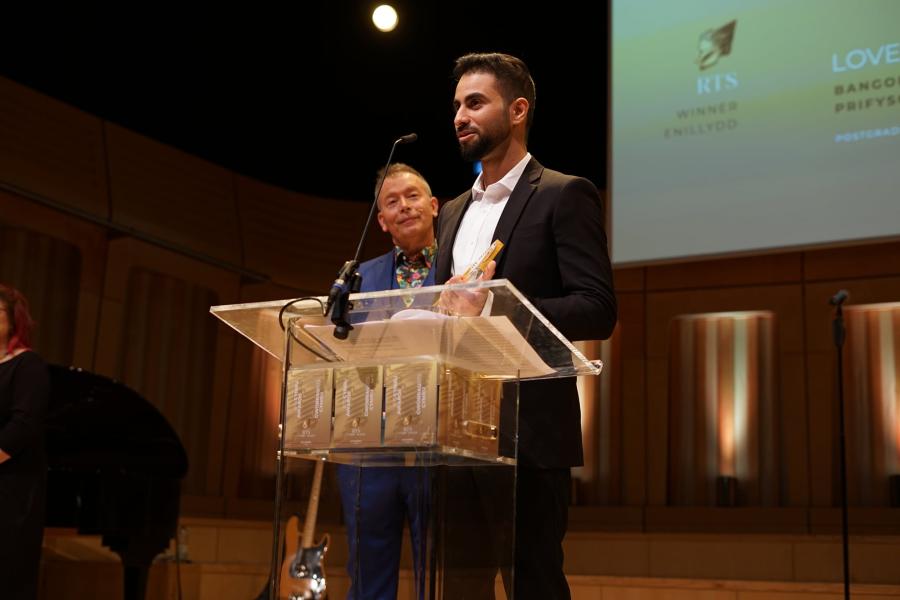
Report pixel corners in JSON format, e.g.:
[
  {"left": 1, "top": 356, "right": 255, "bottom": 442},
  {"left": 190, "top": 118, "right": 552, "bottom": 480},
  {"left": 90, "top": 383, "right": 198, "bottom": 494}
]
[
  {"left": 490, "top": 157, "right": 543, "bottom": 275},
  {"left": 435, "top": 192, "right": 472, "bottom": 283}
]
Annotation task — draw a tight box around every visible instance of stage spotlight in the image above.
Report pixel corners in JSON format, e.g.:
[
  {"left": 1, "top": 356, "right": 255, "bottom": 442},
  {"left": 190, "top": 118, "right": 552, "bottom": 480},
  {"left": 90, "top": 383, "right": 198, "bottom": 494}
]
[{"left": 372, "top": 4, "right": 398, "bottom": 32}]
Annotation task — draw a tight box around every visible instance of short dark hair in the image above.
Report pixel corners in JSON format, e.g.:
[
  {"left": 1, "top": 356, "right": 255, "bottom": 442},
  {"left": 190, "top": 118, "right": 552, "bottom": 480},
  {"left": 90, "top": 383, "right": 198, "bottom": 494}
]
[
  {"left": 453, "top": 52, "right": 536, "bottom": 132},
  {"left": 374, "top": 163, "right": 432, "bottom": 202},
  {"left": 0, "top": 283, "right": 35, "bottom": 353}
]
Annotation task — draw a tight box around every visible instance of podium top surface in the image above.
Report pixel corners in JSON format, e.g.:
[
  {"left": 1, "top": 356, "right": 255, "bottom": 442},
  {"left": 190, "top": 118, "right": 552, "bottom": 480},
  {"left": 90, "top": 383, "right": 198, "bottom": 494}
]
[{"left": 210, "top": 279, "right": 601, "bottom": 380}]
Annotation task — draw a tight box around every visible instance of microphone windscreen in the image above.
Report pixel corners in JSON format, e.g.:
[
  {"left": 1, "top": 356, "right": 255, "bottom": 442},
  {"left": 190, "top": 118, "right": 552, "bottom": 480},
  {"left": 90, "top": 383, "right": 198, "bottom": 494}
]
[{"left": 829, "top": 289, "right": 849, "bottom": 305}]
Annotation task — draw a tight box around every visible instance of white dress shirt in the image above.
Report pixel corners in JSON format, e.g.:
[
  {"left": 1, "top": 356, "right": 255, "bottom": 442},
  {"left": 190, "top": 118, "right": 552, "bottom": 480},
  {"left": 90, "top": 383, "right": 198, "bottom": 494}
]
[{"left": 451, "top": 152, "right": 532, "bottom": 276}]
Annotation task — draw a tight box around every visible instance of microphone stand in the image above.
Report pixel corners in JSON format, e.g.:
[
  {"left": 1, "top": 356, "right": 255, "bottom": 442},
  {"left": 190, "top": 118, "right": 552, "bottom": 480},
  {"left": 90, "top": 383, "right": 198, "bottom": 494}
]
[
  {"left": 324, "top": 133, "right": 417, "bottom": 339},
  {"left": 830, "top": 289, "right": 850, "bottom": 600}
]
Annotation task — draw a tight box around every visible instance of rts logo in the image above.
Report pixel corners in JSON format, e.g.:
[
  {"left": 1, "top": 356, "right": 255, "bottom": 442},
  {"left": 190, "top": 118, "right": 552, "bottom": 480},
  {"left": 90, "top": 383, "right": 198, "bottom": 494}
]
[
  {"left": 697, "top": 73, "right": 739, "bottom": 94},
  {"left": 695, "top": 20, "right": 739, "bottom": 95}
]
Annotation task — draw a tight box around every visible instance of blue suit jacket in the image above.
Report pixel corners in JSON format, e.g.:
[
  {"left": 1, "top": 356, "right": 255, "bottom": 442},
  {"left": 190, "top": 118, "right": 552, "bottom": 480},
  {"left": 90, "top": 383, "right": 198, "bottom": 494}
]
[{"left": 358, "top": 248, "right": 436, "bottom": 293}]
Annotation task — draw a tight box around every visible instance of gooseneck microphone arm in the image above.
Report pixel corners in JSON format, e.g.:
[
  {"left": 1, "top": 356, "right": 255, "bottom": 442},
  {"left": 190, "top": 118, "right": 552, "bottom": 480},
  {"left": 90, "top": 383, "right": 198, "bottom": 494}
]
[
  {"left": 355, "top": 133, "right": 418, "bottom": 264},
  {"left": 324, "top": 133, "right": 418, "bottom": 339}
]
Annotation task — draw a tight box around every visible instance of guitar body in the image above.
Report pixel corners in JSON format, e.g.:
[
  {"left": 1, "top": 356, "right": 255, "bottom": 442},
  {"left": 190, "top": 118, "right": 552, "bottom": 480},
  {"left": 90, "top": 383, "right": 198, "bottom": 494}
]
[
  {"left": 280, "top": 534, "right": 330, "bottom": 600},
  {"left": 279, "top": 460, "right": 330, "bottom": 600}
]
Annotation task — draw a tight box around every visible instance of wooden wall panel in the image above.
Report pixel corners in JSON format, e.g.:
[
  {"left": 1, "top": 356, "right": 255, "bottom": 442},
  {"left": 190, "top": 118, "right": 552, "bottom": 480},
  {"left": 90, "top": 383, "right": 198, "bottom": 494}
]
[
  {"left": 120, "top": 269, "right": 220, "bottom": 497},
  {"left": 221, "top": 281, "right": 301, "bottom": 516},
  {"left": 614, "top": 267, "right": 644, "bottom": 292},
  {"left": 805, "top": 349, "right": 835, "bottom": 509},
  {"left": 646, "top": 285, "right": 805, "bottom": 358},
  {"left": 804, "top": 240, "right": 900, "bottom": 281},
  {"left": 230, "top": 342, "right": 280, "bottom": 501},
  {"left": 804, "top": 277, "right": 900, "bottom": 507},
  {"left": 622, "top": 358, "right": 648, "bottom": 507},
  {"left": 576, "top": 286, "right": 647, "bottom": 506},
  {"left": 666, "top": 313, "right": 779, "bottom": 506},
  {"left": 780, "top": 354, "right": 810, "bottom": 507},
  {"left": 646, "top": 357, "right": 669, "bottom": 506},
  {"left": 0, "top": 189, "right": 107, "bottom": 367},
  {"left": 93, "top": 237, "right": 240, "bottom": 502},
  {"left": 105, "top": 124, "right": 241, "bottom": 265},
  {"left": 805, "top": 279, "right": 900, "bottom": 354},
  {"left": 646, "top": 253, "right": 803, "bottom": 291},
  {"left": 0, "top": 77, "right": 109, "bottom": 218},
  {"left": 619, "top": 291, "right": 647, "bottom": 506},
  {"left": 219, "top": 282, "right": 350, "bottom": 520},
  {"left": 842, "top": 304, "right": 900, "bottom": 506},
  {"left": 0, "top": 225, "right": 80, "bottom": 365},
  {"left": 236, "top": 175, "right": 388, "bottom": 292},
  {"left": 576, "top": 336, "right": 621, "bottom": 505},
  {"left": 645, "top": 285, "right": 806, "bottom": 508}
]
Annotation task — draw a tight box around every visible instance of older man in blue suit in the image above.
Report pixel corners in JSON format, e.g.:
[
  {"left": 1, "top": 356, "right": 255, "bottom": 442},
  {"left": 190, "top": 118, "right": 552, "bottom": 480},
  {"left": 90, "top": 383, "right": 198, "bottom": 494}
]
[{"left": 336, "top": 163, "right": 438, "bottom": 600}]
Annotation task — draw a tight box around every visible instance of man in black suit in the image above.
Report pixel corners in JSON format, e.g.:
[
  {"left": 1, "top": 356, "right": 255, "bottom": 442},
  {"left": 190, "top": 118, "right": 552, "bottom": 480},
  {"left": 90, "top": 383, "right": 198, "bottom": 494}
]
[{"left": 435, "top": 52, "right": 617, "bottom": 599}]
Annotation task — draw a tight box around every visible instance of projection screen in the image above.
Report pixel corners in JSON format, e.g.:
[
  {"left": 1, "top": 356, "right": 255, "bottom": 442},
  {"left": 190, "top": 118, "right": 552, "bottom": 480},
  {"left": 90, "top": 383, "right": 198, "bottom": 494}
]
[{"left": 611, "top": 0, "right": 900, "bottom": 265}]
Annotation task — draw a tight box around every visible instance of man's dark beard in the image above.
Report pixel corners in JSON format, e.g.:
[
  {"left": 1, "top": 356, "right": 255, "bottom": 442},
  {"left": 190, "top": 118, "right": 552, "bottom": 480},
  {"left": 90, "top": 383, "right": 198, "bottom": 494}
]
[
  {"left": 458, "top": 120, "right": 509, "bottom": 162},
  {"left": 459, "top": 133, "right": 493, "bottom": 162}
]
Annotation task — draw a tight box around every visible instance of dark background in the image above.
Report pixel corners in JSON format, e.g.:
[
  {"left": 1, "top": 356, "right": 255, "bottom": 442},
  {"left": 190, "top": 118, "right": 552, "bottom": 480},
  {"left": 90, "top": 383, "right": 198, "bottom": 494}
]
[{"left": 0, "top": 2, "right": 609, "bottom": 202}]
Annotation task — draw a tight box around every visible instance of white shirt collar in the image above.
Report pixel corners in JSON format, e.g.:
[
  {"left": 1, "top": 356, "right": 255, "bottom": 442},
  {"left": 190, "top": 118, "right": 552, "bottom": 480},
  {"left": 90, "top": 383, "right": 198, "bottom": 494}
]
[{"left": 471, "top": 152, "right": 532, "bottom": 201}]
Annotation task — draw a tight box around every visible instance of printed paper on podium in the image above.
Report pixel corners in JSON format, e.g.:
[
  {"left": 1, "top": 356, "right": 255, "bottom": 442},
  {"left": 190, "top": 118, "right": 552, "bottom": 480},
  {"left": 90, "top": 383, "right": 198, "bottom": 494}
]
[{"left": 301, "top": 314, "right": 554, "bottom": 379}]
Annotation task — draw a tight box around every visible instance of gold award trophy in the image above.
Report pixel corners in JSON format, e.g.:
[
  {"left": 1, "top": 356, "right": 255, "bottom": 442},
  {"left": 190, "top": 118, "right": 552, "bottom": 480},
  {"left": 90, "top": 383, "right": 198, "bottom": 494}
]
[
  {"left": 332, "top": 366, "right": 383, "bottom": 447},
  {"left": 383, "top": 362, "right": 437, "bottom": 446},
  {"left": 285, "top": 368, "right": 334, "bottom": 449}
]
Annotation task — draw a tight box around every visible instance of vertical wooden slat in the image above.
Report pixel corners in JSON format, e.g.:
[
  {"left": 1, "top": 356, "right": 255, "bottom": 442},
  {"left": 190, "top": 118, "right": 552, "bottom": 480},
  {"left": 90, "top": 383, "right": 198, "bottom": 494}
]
[
  {"left": 0, "top": 226, "right": 81, "bottom": 365},
  {"left": 667, "top": 312, "right": 778, "bottom": 506},
  {"left": 117, "top": 268, "right": 220, "bottom": 496},
  {"left": 844, "top": 303, "right": 900, "bottom": 506}
]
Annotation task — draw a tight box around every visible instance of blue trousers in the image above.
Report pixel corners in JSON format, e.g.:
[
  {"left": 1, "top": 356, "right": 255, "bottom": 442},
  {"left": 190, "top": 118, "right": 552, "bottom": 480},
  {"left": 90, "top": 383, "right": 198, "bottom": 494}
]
[{"left": 336, "top": 465, "right": 431, "bottom": 600}]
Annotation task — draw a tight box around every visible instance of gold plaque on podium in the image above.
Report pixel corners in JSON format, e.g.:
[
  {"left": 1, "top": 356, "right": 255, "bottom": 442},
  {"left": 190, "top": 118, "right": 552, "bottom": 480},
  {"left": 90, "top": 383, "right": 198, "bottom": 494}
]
[
  {"left": 383, "top": 361, "right": 437, "bottom": 446},
  {"left": 332, "top": 366, "right": 383, "bottom": 447},
  {"left": 439, "top": 367, "right": 465, "bottom": 446},
  {"left": 440, "top": 367, "right": 501, "bottom": 456},
  {"left": 284, "top": 368, "right": 333, "bottom": 449}
]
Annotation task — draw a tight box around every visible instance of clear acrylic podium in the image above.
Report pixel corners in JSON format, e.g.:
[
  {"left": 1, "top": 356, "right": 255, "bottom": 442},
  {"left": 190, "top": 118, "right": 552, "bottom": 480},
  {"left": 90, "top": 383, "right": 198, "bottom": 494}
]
[{"left": 211, "top": 279, "right": 602, "bottom": 599}]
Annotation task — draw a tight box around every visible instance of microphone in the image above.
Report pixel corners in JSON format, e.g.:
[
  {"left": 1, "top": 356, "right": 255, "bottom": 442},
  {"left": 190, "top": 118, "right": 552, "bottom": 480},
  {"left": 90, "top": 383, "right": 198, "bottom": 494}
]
[
  {"left": 829, "top": 289, "right": 849, "bottom": 306},
  {"left": 324, "top": 133, "right": 418, "bottom": 339},
  {"left": 830, "top": 288, "right": 849, "bottom": 348}
]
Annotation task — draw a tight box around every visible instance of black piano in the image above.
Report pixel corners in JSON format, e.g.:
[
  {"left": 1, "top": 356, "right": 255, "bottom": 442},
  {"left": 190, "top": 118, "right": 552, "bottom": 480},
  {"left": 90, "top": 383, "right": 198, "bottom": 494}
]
[{"left": 46, "top": 365, "right": 188, "bottom": 600}]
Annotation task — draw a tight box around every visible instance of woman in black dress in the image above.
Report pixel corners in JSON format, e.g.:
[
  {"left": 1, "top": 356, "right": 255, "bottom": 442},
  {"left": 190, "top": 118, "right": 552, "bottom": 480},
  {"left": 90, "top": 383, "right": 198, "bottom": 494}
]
[{"left": 0, "top": 284, "right": 49, "bottom": 599}]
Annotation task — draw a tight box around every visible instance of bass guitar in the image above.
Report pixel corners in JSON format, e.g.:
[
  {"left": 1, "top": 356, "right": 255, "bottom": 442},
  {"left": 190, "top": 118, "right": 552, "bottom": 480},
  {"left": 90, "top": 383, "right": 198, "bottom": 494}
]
[{"left": 279, "top": 459, "right": 329, "bottom": 600}]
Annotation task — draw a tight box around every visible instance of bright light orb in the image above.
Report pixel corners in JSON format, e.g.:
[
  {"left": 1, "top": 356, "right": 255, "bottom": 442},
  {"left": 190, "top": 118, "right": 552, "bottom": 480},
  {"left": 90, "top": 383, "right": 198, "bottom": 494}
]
[{"left": 372, "top": 4, "right": 398, "bottom": 32}]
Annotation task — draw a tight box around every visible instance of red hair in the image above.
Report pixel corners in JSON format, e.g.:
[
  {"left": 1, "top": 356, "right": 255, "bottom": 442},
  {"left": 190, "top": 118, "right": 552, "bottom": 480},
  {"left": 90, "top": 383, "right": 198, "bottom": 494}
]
[{"left": 0, "top": 284, "right": 34, "bottom": 354}]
